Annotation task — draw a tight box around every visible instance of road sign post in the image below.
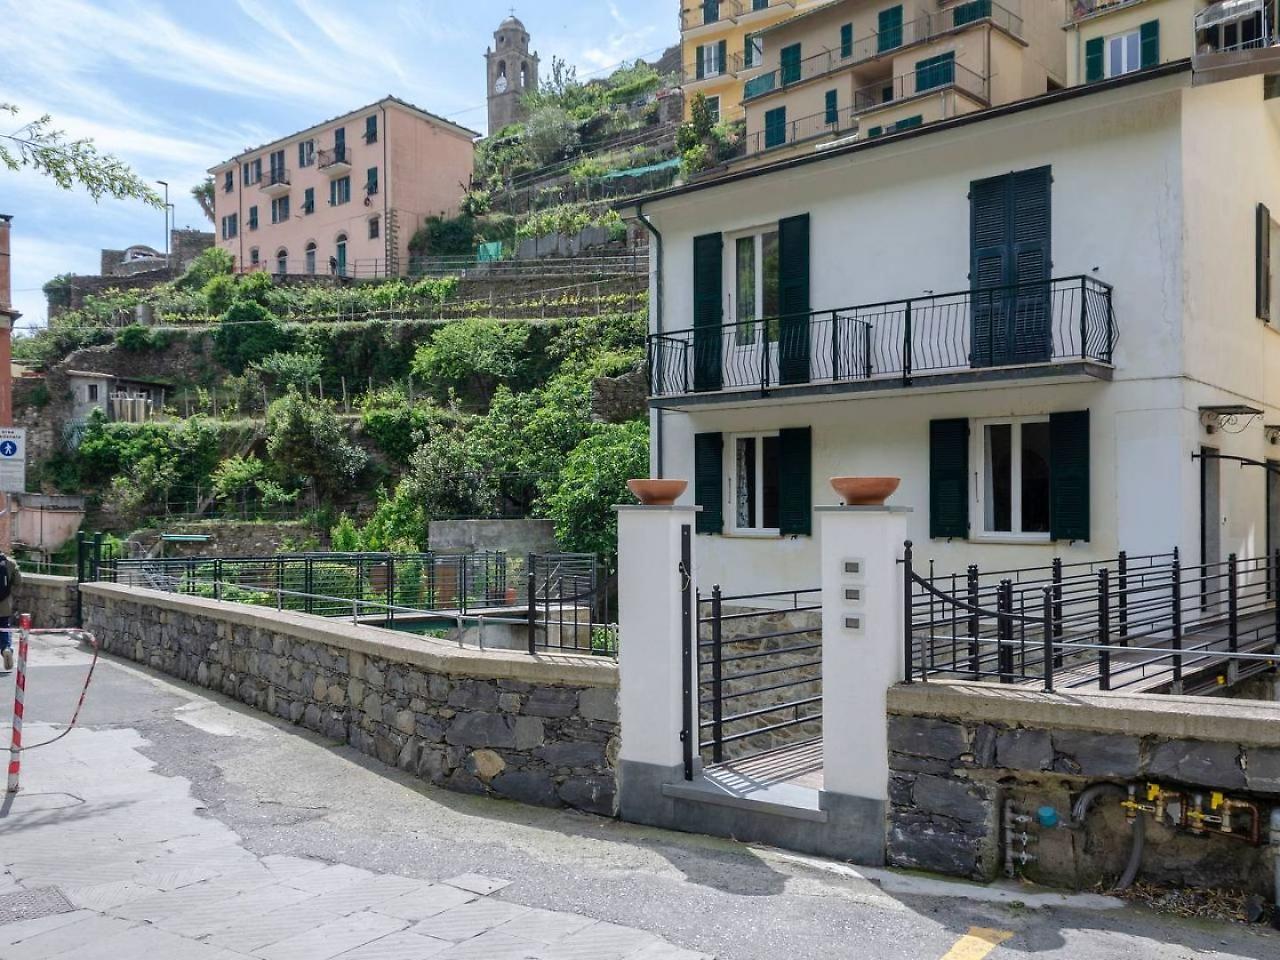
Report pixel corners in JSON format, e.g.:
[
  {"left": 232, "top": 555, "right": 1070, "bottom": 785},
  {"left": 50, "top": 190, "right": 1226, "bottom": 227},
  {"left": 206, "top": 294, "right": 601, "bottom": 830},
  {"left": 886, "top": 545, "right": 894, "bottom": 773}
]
[{"left": 0, "top": 427, "right": 25, "bottom": 493}]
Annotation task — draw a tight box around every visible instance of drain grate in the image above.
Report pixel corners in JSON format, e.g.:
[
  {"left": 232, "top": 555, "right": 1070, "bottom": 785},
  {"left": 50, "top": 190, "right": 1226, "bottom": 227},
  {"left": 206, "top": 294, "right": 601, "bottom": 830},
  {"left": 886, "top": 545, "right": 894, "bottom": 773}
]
[{"left": 0, "top": 887, "right": 76, "bottom": 924}]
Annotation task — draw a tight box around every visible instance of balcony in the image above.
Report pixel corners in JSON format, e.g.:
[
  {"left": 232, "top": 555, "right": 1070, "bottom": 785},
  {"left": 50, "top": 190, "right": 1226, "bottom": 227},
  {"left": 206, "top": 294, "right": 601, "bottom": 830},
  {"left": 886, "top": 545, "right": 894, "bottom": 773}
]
[
  {"left": 646, "top": 277, "right": 1115, "bottom": 405},
  {"left": 680, "top": 0, "right": 797, "bottom": 33},
  {"left": 741, "top": 1, "right": 1020, "bottom": 103},
  {"left": 1066, "top": 0, "right": 1151, "bottom": 23},
  {"left": 318, "top": 145, "right": 352, "bottom": 176},
  {"left": 1192, "top": 1, "right": 1280, "bottom": 82},
  {"left": 260, "top": 167, "right": 291, "bottom": 198}
]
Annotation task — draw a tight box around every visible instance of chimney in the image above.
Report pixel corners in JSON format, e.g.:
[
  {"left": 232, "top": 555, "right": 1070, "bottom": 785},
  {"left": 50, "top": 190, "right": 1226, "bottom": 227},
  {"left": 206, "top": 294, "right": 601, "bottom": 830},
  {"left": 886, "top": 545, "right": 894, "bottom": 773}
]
[{"left": 0, "top": 214, "right": 14, "bottom": 429}]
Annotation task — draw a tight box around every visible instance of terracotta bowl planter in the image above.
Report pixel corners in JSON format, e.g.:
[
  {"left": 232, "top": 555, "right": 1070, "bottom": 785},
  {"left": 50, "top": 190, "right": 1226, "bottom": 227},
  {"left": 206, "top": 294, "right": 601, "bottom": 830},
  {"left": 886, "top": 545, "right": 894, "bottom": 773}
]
[
  {"left": 627, "top": 479, "right": 689, "bottom": 506},
  {"left": 830, "top": 476, "right": 901, "bottom": 506}
]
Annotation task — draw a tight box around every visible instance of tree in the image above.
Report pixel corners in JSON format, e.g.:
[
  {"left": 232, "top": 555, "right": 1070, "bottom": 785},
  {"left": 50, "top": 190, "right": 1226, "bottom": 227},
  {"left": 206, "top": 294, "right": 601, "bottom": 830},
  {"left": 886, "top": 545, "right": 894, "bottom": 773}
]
[
  {"left": 0, "top": 103, "right": 161, "bottom": 206},
  {"left": 545, "top": 420, "right": 650, "bottom": 562},
  {"left": 265, "top": 390, "right": 367, "bottom": 503},
  {"left": 524, "top": 105, "right": 580, "bottom": 166},
  {"left": 192, "top": 177, "right": 216, "bottom": 223}
]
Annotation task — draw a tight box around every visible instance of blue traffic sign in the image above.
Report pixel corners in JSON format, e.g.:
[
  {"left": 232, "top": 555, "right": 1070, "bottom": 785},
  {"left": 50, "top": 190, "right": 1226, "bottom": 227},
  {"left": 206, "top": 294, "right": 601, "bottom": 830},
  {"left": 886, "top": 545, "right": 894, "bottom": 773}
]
[{"left": 0, "top": 441, "right": 17, "bottom": 458}]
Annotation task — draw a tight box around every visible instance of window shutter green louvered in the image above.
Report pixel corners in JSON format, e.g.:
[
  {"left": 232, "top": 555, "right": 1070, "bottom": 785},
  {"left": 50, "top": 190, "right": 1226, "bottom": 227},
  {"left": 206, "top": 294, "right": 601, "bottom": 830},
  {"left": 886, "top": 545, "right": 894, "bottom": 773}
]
[
  {"left": 878, "top": 6, "right": 904, "bottom": 53},
  {"left": 1050, "top": 410, "right": 1091, "bottom": 542},
  {"left": 778, "top": 213, "right": 811, "bottom": 386},
  {"left": 696, "top": 45, "right": 706, "bottom": 80},
  {"left": 840, "top": 23, "right": 853, "bottom": 58},
  {"left": 1085, "top": 37, "right": 1104, "bottom": 82},
  {"left": 717, "top": 40, "right": 727, "bottom": 75},
  {"left": 930, "top": 419, "right": 969, "bottom": 539},
  {"left": 694, "top": 433, "right": 724, "bottom": 534},
  {"left": 1258, "top": 203, "right": 1272, "bottom": 322},
  {"left": 693, "top": 233, "right": 723, "bottom": 392},
  {"left": 781, "top": 44, "right": 802, "bottom": 84},
  {"left": 970, "top": 174, "right": 1011, "bottom": 366},
  {"left": 778, "top": 427, "right": 812, "bottom": 536},
  {"left": 1139, "top": 20, "right": 1160, "bottom": 69},
  {"left": 745, "top": 34, "right": 755, "bottom": 67},
  {"left": 764, "top": 106, "right": 787, "bottom": 147},
  {"left": 1010, "top": 167, "right": 1052, "bottom": 363},
  {"left": 825, "top": 89, "right": 839, "bottom": 125}
]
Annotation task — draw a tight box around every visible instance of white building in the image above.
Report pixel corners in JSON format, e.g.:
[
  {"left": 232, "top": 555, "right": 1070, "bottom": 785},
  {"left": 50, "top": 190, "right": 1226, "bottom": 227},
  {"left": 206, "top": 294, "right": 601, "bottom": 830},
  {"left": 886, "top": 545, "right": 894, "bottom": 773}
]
[{"left": 629, "top": 58, "right": 1280, "bottom": 595}]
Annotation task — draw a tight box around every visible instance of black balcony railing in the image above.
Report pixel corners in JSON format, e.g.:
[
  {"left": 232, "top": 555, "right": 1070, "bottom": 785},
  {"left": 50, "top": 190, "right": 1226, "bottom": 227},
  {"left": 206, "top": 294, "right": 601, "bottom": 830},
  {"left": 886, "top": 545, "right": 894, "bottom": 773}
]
[
  {"left": 318, "top": 145, "right": 350, "bottom": 169},
  {"left": 647, "top": 276, "right": 1114, "bottom": 398},
  {"left": 742, "top": 1, "right": 1019, "bottom": 102},
  {"left": 263, "top": 167, "right": 290, "bottom": 188}
]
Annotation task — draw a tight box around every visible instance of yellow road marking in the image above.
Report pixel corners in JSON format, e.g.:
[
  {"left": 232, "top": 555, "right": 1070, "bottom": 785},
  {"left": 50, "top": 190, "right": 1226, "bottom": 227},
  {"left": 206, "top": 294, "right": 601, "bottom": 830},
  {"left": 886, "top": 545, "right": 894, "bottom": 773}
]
[{"left": 940, "top": 927, "right": 1014, "bottom": 960}]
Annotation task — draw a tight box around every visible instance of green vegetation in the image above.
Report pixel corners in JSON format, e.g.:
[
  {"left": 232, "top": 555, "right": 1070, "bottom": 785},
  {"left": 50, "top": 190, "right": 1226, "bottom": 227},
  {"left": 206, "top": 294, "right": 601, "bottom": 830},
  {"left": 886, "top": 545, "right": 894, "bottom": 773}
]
[{"left": 678, "top": 92, "right": 743, "bottom": 177}]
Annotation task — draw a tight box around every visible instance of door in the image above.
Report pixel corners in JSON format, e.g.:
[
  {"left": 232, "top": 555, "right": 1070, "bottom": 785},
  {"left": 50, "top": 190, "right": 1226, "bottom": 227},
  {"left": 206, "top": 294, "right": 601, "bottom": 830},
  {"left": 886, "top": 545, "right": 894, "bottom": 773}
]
[
  {"left": 336, "top": 235, "right": 348, "bottom": 277},
  {"left": 727, "top": 232, "right": 780, "bottom": 388},
  {"left": 693, "top": 233, "right": 724, "bottom": 392},
  {"left": 1268, "top": 461, "right": 1280, "bottom": 597},
  {"left": 970, "top": 167, "right": 1052, "bottom": 367},
  {"left": 1201, "top": 446, "right": 1221, "bottom": 609}
]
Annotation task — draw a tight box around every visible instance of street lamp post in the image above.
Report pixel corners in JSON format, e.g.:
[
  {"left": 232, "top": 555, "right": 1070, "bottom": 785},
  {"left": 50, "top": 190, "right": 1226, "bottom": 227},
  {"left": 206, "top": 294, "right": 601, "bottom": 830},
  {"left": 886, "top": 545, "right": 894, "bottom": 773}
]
[{"left": 156, "top": 180, "right": 170, "bottom": 268}]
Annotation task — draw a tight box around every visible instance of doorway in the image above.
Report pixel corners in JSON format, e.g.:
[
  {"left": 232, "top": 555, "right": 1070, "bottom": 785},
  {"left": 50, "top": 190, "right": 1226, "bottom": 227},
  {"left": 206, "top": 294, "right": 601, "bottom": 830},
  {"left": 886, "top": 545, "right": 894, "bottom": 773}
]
[{"left": 1201, "top": 445, "right": 1221, "bottom": 609}]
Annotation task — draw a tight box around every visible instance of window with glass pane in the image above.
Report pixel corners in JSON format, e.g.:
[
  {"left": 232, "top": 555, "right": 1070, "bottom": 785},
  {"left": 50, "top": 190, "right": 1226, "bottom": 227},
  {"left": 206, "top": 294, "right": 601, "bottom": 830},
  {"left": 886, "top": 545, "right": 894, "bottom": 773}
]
[
  {"left": 732, "top": 231, "right": 781, "bottom": 346},
  {"left": 982, "top": 419, "right": 1050, "bottom": 536},
  {"left": 1107, "top": 30, "right": 1141, "bottom": 76},
  {"left": 734, "top": 434, "right": 781, "bottom": 532},
  {"left": 735, "top": 237, "right": 757, "bottom": 344}
]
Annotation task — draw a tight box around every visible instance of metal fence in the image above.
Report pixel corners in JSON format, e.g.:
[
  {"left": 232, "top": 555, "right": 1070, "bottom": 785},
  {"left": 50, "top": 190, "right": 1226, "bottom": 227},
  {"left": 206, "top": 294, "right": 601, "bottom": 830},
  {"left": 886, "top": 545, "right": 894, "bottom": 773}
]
[
  {"left": 77, "top": 536, "right": 614, "bottom": 656},
  {"left": 649, "top": 276, "right": 1114, "bottom": 398},
  {"left": 690, "top": 586, "right": 823, "bottom": 773},
  {"left": 904, "top": 544, "right": 1280, "bottom": 695}
]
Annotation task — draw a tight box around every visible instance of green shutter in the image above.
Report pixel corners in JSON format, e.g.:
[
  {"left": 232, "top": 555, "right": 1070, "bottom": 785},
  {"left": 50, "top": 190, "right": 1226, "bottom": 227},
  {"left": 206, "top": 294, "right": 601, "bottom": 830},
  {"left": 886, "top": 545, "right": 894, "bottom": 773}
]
[
  {"left": 781, "top": 44, "right": 802, "bottom": 84},
  {"left": 1050, "top": 410, "right": 1091, "bottom": 542},
  {"left": 765, "top": 106, "right": 787, "bottom": 148},
  {"left": 840, "top": 23, "right": 853, "bottom": 58},
  {"left": 693, "top": 233, "right": 723, "bottom": 392},
  {"left": 930, "top": 419, "right": 970, "bottom": 539},
  {"left": 778, "top": 214, "right": 811, "bottom": 386},
  {"left": 825, "top": 89, "right": 839, "bottom": 125},
  {"left": 694, "top": 433, "right": 724, "bottom": 534},
  {"left": 696, "top": 45, "right": 706, "bottom": 80},
  {"left": 745, "top": 34, "right": 755, "bottom": 67},
  {"left": 878, "top": 6, "right": 904, "bottom": 53},
  {"left": 1085, "top": 37, "right": 1104, "bottom": 82},
  {"left": 1139, "top": 20, "right": 1160, "bottom": 69},
  {"left": 717, "top": 39, "right": 727, "bottom": 74},
  {"left": 1258, "top": 203, "right": 1272, "bottom": 322},
  {"left": 778, "top": 427, "right": 812, "bottom": 536}
]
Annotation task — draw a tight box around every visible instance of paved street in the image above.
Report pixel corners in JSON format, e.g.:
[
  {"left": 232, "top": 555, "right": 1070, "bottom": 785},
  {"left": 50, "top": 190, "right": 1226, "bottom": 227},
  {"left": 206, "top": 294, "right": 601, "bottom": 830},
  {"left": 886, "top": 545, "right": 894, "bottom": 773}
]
[{"left": 1, "top": 633, "right": 1277, "bottom": 960}]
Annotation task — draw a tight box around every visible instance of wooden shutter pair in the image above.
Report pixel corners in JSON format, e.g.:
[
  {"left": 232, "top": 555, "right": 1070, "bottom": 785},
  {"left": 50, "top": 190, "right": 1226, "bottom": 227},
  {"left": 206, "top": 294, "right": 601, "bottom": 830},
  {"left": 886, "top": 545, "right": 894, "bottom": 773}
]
[
  {"left": 929, "top": 412, "right": 1090, "bottom": 541},
  {"left": 694, "top": 428, "right": 812, "bottom": 536},
  {"left": 1259, "top": 203, "right": 1273, "bottom": 323},
  {"left": 1085, "top": 20, "right": 1158, "bottom": 82}
]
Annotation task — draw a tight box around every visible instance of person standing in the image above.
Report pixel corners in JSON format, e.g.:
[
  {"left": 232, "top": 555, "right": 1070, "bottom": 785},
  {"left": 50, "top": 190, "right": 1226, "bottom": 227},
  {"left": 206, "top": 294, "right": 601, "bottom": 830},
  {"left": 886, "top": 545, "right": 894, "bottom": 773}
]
[{"left": 0, "top": 552, "right": 20, "bottom": 671}]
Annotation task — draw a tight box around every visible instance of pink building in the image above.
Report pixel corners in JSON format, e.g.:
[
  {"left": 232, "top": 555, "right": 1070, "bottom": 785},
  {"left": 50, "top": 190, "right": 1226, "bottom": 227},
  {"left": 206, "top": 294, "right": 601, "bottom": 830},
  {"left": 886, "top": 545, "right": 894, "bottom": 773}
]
[{"left": 209, "top": 97, "right": 478, "bottom": 278}]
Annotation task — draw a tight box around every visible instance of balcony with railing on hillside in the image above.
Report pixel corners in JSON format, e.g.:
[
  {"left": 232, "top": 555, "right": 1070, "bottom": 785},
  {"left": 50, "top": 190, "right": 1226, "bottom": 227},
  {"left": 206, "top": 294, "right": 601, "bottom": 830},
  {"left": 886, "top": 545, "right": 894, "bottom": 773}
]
[
  {"left": 680, "top": 0, "right": 798, "bottom": 33},
  {"left": 647, "top": 276, "right": 1115, "bottom": 406},
  {"left": 742, "top": 0, "right": 1020, "bottom": 102}
]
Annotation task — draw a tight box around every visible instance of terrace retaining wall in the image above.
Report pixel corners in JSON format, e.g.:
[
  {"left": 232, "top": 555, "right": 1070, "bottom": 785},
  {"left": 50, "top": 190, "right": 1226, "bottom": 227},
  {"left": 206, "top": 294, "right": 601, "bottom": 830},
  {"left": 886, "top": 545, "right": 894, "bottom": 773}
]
[{"left": 80, "top": 583, "right": 620, "bottom": 815}]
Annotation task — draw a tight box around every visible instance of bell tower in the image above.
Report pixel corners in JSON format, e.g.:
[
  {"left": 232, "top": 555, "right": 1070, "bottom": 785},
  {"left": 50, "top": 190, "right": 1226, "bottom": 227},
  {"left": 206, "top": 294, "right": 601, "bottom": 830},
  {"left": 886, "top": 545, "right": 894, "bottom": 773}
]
[{"left": 486, "top": 13, "right": 539, "bottom": 135}]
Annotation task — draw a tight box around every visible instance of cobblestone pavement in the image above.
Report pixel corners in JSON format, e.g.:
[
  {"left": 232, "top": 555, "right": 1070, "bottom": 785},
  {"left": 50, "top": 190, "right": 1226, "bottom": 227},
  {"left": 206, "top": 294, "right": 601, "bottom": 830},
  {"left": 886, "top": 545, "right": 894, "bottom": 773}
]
[{"left": 2, "top": 633, "right": 1278, "bottom": 960}]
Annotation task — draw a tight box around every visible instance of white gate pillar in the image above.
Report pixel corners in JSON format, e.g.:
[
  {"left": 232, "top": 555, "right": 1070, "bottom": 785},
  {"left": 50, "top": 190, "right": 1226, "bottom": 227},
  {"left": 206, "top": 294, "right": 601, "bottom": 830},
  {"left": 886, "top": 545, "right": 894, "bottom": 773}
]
[
  {"left": 818, "top": 505, "right": 911, "bottom": 807},
  {"left": 614, "top": 505, "right": 698, "bottom": 824}
]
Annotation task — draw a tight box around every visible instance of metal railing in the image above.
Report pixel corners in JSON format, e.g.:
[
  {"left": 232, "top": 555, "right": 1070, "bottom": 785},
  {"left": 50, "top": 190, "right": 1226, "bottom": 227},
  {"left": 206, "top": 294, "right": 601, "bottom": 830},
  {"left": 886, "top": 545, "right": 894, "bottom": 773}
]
[
  {"left": 742, "top": 1, "right": 1020, "bottom": 102},
  {"left": 648, "top": 276, "right": 1115, "bottom": 398},
  {"left": 693, "top": 585, "right": 822, "bottom": 770},
  {"left": 904, "top": 544, "right": 1280, "bottom": 695},
  {"left": 262, "top": 167, "right": 290, "bottom": 189},
  {"left": 318, "top": 145, "right": 350, "bottom": 169},
  {"left": 680, "top": 0, "right": 797, "bottom": 32}
]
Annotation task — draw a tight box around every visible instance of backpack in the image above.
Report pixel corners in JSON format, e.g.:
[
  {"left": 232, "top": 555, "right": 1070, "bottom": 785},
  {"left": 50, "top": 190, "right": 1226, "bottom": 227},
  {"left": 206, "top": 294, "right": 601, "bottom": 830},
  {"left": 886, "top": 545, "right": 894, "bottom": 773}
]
[{"left": 0, "top": 556, "right": 10, "bottom": 603}]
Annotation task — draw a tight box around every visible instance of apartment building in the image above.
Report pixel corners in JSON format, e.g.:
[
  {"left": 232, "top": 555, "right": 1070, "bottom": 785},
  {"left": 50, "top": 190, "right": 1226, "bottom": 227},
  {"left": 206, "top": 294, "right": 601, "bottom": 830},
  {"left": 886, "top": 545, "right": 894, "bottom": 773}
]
[
  {"left": 1066, "top": 0, "right": 1278, "bottom": 86},
  {"left": 629, "top": 59, "right": 1280, "bottom": 596},
  {"left": 733, "top": 0, "right": 1066, "bottom": 161},
  {"left": 209, "top": 98, "right": 478, "bottom": 278},
  {"left": 681, "top": 0, "right": 830, "bottom": 122}
]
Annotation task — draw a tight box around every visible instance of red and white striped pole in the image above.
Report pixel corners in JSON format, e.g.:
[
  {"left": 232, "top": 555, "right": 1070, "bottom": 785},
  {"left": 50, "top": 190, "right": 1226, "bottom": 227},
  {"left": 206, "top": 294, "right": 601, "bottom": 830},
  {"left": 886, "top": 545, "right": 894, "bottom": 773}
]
[{"left": 6, "top": 613, "right": 31, "bottom": 794}]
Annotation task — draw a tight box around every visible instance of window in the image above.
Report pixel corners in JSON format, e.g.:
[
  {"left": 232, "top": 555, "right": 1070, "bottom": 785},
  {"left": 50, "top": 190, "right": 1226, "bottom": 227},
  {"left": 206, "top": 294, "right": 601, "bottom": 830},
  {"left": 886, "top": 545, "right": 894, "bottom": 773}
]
[
  {"left": 276, "top": 248, "right": 288, "bottom": 275},
  {"left": 701, "top": 0, "right": 720, "bottom": 26},
  {"left": 269, "top": 149, "right": 285, "bottom": 180},
  {"left": 744, "top": 33, "right": 763, "bottom": 67},
  {"left": 1105, "top": 29, "right": 1142, "bottom": 77},
  {"left": 335, "top": 234, "right": 348, "bottom": 276},
  {"left": 87, "top": 384, "right": 99, "bottom": 402},
  {"left": 243, "top": 158, "right": 262, "bottom": 185},
  {"left": 878, "top": 6, "right": 904, "bottom": 53},
  {"left": 764, "top": 106, "right": 787, "bottom": 148},
  {"left": 220, "top": 213, "right": 238, "bottom": 240},
  {"left": 223, "top": 170, "right": 234, "bottom": 192},
  {"left": 303, "top": 187, "right": 315, "bottom": 215},
  {"left": 249, "top": 247, "right": 260, "bottom": 267},
  {"left": 366, "top": 167, "right": 379, "bottom": 195},
  {"left": 977, "top": 418, "right": 1052, "bottom": 538},
  {"left": 365, "top": 114, "right": 378, "bottom": 144},
  {"left": 840, "top": 23, "right": 853, "bottom": 59},
  {"left": 732, "top": 433, "right": 782, "bottom": 533},
  {"left": 824, "top": 89, "right": 839, "bottom": 125},
  {"left": 305, "top": 242, "right": 317, "bottom": 275},
  {"left": 953, "top": 0, "right": 992, "bottom": 27},
  {"left": 893, "top": 114, "right": 924, "bottom": 131},
  {"left": 369, "top": 216, "right": 380, "bottom": 240},
  {"left": 780, "top": 43, "right": 802, "bottom": 85},
  {"left": 705, "top": 96, "right": 721, "bottom": 124},
  {"left": 247, "top": 205, "right": 258, "bottom": 231},
  {"left": 696, "top": 40, "right": 726, "bottom": 79},
  {"left": 1259, "top": 203, "right": 1277, "bottom": 322},
  {"left": 330, "top": 176, "right": 351, "bottom": 206},
  {"left": 915, "top": 52, "right": 955, "bottom": 92},
  {"left": 753, "top": 0, "right": 768, "bottom": 9},
  {"left": 298, "top": 139, "right": 315, "bottom": 168},
  {"left": 733, "top": 231, "right": 780, "bottom": 344},
  {"left": 271, "top": 195, "right": 290, "bottom": 224}
]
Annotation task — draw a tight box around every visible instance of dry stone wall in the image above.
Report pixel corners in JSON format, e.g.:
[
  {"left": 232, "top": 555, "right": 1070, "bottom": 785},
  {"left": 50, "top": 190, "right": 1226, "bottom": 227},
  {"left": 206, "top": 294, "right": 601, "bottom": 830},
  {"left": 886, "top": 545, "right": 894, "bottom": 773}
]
[
  {"left": 80, "top": 583, "right": 619, "bottom": 815},
  {"left": 15, "top": 574, "right": 79, "bottom": 629}
]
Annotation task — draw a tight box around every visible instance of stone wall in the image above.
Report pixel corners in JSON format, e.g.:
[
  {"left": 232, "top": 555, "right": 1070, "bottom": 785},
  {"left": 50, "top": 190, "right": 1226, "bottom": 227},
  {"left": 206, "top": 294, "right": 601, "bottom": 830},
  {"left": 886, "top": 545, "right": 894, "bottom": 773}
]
[
  {"left": 128, "top": 521, "right": 323, "bottom": 558},
  {"left": 16, "top": 574, "right": 79, "bottom": 629},
  {"left": 590, "top": 367, "right": 647, "bottom": 424},
  {"left": 887, "top": 682, "right": 1280, "bottom": 895},
  {"left": 80, "top": 583, "right": 619, "bottom": 815},
  {"left": 427, "top": 519, "right": 559, "bottom": 556}
]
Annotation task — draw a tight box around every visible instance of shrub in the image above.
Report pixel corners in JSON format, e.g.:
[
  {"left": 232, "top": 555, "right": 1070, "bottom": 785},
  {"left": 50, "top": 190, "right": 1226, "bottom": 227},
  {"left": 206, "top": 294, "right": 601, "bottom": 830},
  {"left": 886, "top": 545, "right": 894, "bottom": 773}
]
[
  {"left": 116, "top": 324, "right": 162, "bottom": 352},
  {"left": 176, "top": 247, "right": 234, "bottom": 291},
  {"left": 252, "top": 351, "right": 324, "bottom": 390},
  {"left": 360, "top": 391, "right": 453, "bottom": 464},
  {"left": 524, "top": 104, "right": 580, "bottom": 165},
  {"left": 411, "top": 318, "right": 537, "bottom": 400},
  {"left": 544, "top": 420, "right": 650, "bottom": 561},
  {"left": 265, "top": 389, "right": 367, "bottom": 501},
  {"left": 213, "top": 301, "right": 291, "bottom": 374},
  {"left": 211, "top": 455, "right": 265, "bottom": 502},
  {"left": 408, "top": 215, "right": 476, "bottom": 258}
]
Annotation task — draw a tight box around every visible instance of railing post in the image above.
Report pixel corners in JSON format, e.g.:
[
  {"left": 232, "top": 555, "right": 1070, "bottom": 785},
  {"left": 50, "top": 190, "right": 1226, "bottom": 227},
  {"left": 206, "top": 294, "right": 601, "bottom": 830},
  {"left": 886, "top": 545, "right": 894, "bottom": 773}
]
[
  {"left": 1118, "top": 550, "right": 1129, "bottom": 647},
  {"left": 305, "top": 556, "right": 314, "bottom": 615},
  {"left": 1042, "top": 587, "right": 1055, "bottom": 693},
  {"left": 1172, "top": 549, "right": 1183, "bottom": 689},
  {"left": 386, "top": 555, "right": 396, "bottom": 630},
  {"left": 214, "top": 558, "right": 224, "bottom": 601},
  {"left": 998, "top": 579, "right": 1014, "bottom": 683},
  {"left": 681, "top": 529, "right": 695, "bottom": 781},
  {"left": 1105, "top": 285, "right": 1115, "bottom": 363},
  {"left": 1228, "top": 552, "right": 1239, "bottom": 680},
  {"left": 1079, "top": 277, "right": 1089, "bottom": 360},
  {"left": 903, "top": 541, "right": 915, "bottom": 682},
  {"left": 1098, "top": 569, "right": 1111, "bottom": 692},
  {"left": 74, "top": 531, "right": 85, "bottom": 627},
  {"left": 863, "top": 322, "right": 873, "bottom": 379},
  {"left": 902, "top": 300, "right": 913, "bottom": 385},
  {"left": 527, "top": 554, "right": 537, "bottom": 655},
  {"left": 1274, "top": 547, "right": 1280, "bottom": 644},
  {"left": 1051, "top": 557, "right": 1064, "bottom": 667},
  {"left": 276, "top": 557, "right": 284, "bottom": 611},
  {"left": 91, "top": 532, "right": 103, "bottom": 584},
  {"left": 966, "top": 564, "right": 980, "bottom": 678},
  {"left": 831, "top": 312, "right": 840, "bottom": 381},
  {"left": 711, "top": 585, "right": 724, "bottom": 763}
]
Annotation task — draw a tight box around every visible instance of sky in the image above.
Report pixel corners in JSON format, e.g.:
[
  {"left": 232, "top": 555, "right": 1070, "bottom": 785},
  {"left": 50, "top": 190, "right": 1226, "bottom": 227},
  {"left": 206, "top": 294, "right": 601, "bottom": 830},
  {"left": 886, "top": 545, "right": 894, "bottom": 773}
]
[{"left": 0, "top": 0, "right": 675, "bottom": 332}]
